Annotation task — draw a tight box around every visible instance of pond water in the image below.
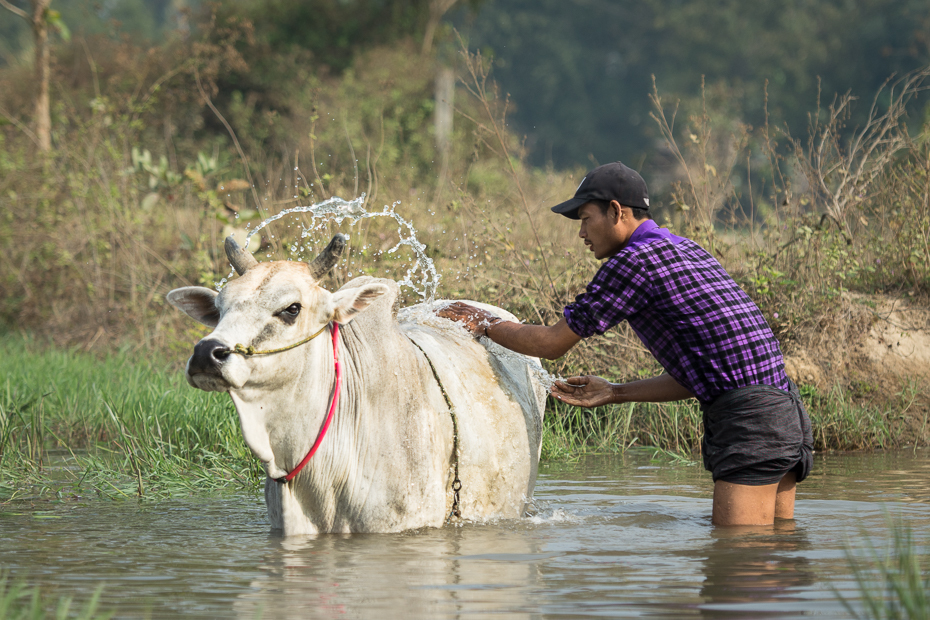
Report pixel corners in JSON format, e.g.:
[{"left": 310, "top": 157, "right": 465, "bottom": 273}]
[{"left": 2, "top": 450, "right": 929, "bottom": 619}]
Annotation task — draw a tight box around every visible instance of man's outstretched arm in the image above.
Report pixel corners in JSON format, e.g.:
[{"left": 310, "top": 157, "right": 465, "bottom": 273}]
[
  {"left": 551, "top": 373, "right": 694, "bottom": 408},
  {"left": 437, "top": 301, "right": 581, "bottom": 360}
]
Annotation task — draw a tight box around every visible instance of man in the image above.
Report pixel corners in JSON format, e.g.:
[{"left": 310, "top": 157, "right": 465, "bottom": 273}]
[{"left": 438, "top": 161, "right": 813, "bottom": 526}]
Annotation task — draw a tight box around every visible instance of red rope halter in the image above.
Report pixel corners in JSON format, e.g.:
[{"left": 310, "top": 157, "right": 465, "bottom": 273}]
[{"left": 274, "top": 322, "right": 341, "bottom": 484}]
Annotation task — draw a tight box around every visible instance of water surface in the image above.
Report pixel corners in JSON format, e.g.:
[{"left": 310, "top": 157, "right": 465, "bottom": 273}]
[{"left": 2, "top": 450, "right": 928, "bottom": 618}]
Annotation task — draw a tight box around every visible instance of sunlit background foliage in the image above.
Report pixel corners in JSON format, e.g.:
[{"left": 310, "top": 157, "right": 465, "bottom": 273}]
[{"left": 1, "top": 0, "right": 929, "bottom": 463}]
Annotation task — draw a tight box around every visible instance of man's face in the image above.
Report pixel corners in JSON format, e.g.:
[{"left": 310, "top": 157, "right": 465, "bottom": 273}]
[{"left": 577, "top": 202, "right": 623, "bottom": 259}]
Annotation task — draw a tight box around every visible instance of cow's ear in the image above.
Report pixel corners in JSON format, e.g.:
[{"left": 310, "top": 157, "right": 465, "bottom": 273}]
[
  {"left": 166, "top": 287, "right": 220, "bottom": 327},
  {"left": 331, "top": 283, "right": 389, "bottom": 324}
]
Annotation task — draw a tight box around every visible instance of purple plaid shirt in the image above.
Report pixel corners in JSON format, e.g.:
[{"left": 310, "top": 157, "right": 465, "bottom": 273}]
[{"left": 564, "top": 220, "right": 789, "bottom": 404}]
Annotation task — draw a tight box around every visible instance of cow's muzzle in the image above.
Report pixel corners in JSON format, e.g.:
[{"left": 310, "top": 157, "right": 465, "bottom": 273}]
[
  {"left": 189, "top": 338, "right": 230, "bottom": 376},
  {"left": 187, "top": 338, "right": 252, "bottom": 391}
]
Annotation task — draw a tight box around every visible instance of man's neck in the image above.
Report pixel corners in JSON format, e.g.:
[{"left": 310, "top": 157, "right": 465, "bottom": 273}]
[{"left": 619, "top": 218, "right": 651, "bottom": 249}]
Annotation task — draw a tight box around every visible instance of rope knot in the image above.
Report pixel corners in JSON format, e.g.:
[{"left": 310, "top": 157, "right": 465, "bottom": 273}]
[{"left": 233, "top": 343, "right": 255, "bottom": 356}]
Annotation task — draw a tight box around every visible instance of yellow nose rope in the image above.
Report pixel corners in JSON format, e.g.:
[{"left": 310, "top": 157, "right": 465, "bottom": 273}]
[{"left": 226, "top": 324, "right": 329, "bottom": 357}]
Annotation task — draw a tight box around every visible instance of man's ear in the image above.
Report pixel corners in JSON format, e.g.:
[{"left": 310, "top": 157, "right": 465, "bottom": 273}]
[
  {"left": 331, "top": 283, "right": 389, "bottom": 324},
  {"left": 609, "top": 200, "right": 623, "bottom": 223},
  {"left": 166, "top": 287, "right": 220, "bottom": 327}
]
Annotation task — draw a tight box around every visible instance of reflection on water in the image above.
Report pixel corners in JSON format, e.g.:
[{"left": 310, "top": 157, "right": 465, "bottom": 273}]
[
  {"left": 233, "top": 527, "right": 546, "bottom": 620},
  {"left": 697, "top": 523, "right": 815, "bottom": 619},
  {"left": 1, "top": 450, "right": 928, "bottom": 619}
]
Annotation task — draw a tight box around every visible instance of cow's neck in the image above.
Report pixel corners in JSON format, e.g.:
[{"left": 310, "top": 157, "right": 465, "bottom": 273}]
[
  {"left": 228, "top": 330, "right": 338, "bottom": 480},
  {"left": 235, "top": 311, "right": 429, "bottom": 526},
  {"left": 287, "top": 316, "right": 438, "bottom": 532},
  {"left": 314, "top": 317, "right": 418, "bottom": 474}
]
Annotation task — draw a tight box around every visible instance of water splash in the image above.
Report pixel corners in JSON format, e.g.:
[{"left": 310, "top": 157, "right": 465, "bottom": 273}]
[
  {"left": 216, "top": 194, "right": 439, "bottom": 301},
  {"left": 480, "top": 335, "right": 563, "bottom": 389},
  {"left": 526, "top": 507, "right": 585, "bottom": 525},
  {"left": 219, "top": 195, "right": 561, "bottom": 390}
]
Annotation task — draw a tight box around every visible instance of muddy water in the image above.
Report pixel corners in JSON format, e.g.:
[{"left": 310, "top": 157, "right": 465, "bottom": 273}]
[{"left": 2, "top": 450, "right": 929, "bottom": 619}]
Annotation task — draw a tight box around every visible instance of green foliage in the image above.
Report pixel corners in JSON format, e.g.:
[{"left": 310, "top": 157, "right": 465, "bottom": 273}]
[
  {"left": 0, "top": 573, "right": 110, "bottom": 620},
  {"left": 456, "top": 0, "right": 930, "bottom": 168},
  {"left": 800, "top": 384, "right": 910, "bottom": 451},
  {"left": 216, "top": 0, "right": 431, "bottom": 72},
  {"left": 0, "top": 12, "right": 928, "bottom": 467},
  {"left": 541, "top": 380, "right": 915, "bottom": 461},
  {"left": 130, "top": 147, "right": 183, "bottom": 191},
  {"left": 0, "top": 333, "right": 262, "bottom": 501},
  {"left": 45, "top": 10, "right": 70, "bottom": 43},
  {"left": 746, "top": 264, "right": 792, "bottom": 298},
  {"left": 0, "top": 0, "right": 183, "bottom": 68},
  {"left": 837, "top": 519, "right": 930, "bottom": 620},
  {"left": 542, "top": 397, "right": 702, "bottom": 462}
]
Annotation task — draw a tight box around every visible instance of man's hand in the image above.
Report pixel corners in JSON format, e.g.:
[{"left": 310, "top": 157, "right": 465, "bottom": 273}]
[
  {"left": 437, "top": 303, "right": 581, "bottom": 359},
  {"left": 553, "top": 372, "right": 695, "bottom": 406},
  {"left": 436, "top": 301, "right": 502, "bottom": 337},
  {"left": 550, "top": 375, "right": 617, "bottom": 408}
]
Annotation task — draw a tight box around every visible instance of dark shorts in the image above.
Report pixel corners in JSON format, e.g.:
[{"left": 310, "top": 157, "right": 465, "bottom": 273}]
[{"left": 701, "top": 380, "right": 814, "bottom": 486}]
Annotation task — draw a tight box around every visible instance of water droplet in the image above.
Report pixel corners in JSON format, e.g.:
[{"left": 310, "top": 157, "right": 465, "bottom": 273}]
[{"left": 224, "top": 194, "right": 437, "bottom": 300}]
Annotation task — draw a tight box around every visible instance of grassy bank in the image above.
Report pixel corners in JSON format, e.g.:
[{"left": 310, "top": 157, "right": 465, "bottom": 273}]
[
  {"left": 1, "top": 331, "right": 924, "bottom": 503},
  {"left": 541, "top": 383, "right": 925, "bottom": 462},
  {"left": 0, "top": 334, "right": 258, "bottom": 501}
]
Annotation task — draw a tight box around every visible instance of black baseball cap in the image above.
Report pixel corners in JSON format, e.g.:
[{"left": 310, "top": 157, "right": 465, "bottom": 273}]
[{"left": 551, "top": 161, "right": 650, "bottom": 219}]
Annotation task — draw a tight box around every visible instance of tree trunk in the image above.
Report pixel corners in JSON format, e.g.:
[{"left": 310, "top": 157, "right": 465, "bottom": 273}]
[
  {"left": 32, "top": 0, "right": 52, "bottom": 152},
  {"left": 435, "top": 66, "right": 454, "bottom": 158},
  {"left": 421, "top": 0, "right": 458, "bottom": 56},
  {"left": 432, "top": 66, "right": 454, "bottom": 202}
]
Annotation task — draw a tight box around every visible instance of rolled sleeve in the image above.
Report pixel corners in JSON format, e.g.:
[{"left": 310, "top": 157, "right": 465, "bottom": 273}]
[{"left": 563, "top": 254, "right": 651, "bottom": 338}]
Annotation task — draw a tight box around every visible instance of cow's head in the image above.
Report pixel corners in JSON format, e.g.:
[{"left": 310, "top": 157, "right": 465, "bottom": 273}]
[{"left": 167, "top": 234, "right": 388, "bottom": 393}]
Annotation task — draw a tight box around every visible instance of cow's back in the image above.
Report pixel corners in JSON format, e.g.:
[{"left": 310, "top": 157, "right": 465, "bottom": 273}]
[{"left": 398, "top": 301, "right": 547, "bottom": 520}]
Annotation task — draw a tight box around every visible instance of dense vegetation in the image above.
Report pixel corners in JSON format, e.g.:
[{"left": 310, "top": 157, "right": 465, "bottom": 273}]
[
  {"left": 457, "top": 0, "right": 930, "bottom": 167},
  {"left": 0, "top": 0, "right": 929, "bottom": 498}
]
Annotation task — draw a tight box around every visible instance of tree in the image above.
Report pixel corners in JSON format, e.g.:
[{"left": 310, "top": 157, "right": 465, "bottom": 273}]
[
  {"left": 422, "top": 0, "right": 459, "bottom": 55},
  {"left": 0, "top": 0, "right": 68, "bottom": 152}
]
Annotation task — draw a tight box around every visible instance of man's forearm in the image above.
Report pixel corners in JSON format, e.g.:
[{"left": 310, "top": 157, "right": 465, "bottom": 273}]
[
  {"left": 486, "top": 319, "right": 579, "bottom": 360},
  {"left": 611, "top": 373, "right": 694, "bottom": 403}
]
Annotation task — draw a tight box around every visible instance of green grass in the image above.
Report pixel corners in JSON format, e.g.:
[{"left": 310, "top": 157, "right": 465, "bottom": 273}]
[
  {"left": 837, "top": 519, "right": 930, "bottom": 620},
  {"left": 541, "top": 383, "right": 918, "bottom": 462},
  {"left": 541, "top": 398, "right": 703, "bottom": 461},
  {"left": 0, "top": 573, "right": 110, "bottom": 620},
  {"left": 0, "top": 333, "right": 262, "bottom": 502},
  {"left": 802, "top": 385, "right": 911, "bottom": 451}
]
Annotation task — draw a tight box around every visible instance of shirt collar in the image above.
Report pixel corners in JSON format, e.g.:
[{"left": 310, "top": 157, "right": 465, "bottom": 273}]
[{"left": 622, "top": 219, "right": 686, "bottom": 252}]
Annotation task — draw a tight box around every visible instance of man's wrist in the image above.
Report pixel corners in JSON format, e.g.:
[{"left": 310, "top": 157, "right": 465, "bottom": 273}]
[
  {"left": 484, "top": 317, "right": 505, "bottom": 337},
  {"left": 610, "top": 382, "right": 626, "bottom": 404}
]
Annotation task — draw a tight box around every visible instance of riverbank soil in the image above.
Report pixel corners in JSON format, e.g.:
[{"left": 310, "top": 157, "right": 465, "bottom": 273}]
[{"left": 783, "top": 293, "right": 930, "bottom": 440}]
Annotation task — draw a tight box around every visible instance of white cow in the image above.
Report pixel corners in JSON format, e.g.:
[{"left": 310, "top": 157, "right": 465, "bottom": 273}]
[{"left": 167, "top": 235, "right": 547, "bottom": 535}]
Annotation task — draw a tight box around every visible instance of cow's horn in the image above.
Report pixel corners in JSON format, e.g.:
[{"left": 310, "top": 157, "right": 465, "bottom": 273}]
[
  {"left": 307, "top": 234, "right": 347, "bottom": 280},
  {"left": 225, "top": 235, "right": 259, "bottom": 275}
]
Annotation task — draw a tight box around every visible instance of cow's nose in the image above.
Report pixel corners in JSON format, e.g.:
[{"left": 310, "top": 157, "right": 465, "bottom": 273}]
[{"left": 189, "top": 339, "right": 230, "bottom": 375}]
